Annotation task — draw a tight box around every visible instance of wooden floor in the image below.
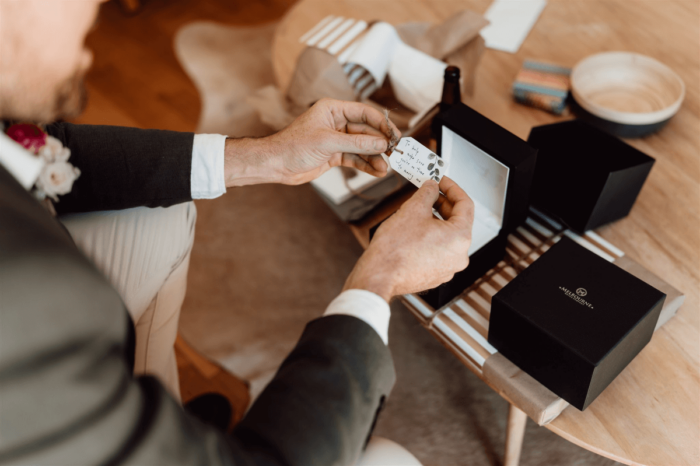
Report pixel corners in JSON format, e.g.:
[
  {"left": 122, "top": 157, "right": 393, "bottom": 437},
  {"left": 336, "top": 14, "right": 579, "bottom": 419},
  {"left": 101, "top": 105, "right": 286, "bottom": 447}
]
[{"left": 72, "top": 0, "right": 297, "bottom": 131}]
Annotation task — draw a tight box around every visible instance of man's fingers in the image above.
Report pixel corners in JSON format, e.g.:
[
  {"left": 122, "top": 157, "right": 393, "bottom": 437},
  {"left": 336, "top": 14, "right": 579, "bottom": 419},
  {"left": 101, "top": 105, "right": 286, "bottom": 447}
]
[
  {"left": 332, "top": 132, "right": 389, "bottom": 155},
  {"left": 340, "top": 153, "right": 387, "bottom": 177},
  {"left": 366, "top": 154, "right": 389, "bottom": 173},
  {"left": 346, "top": 122, "right": 386, "bottom": 138},
  {"left": 330, "top": 100, "right": 401, "bottom": 141},
  {"left": 433, "top": 192, "right": 454, "bottom": 219},
  {"left": 439, "top": 176, "right": 474, "bottom": 223}
]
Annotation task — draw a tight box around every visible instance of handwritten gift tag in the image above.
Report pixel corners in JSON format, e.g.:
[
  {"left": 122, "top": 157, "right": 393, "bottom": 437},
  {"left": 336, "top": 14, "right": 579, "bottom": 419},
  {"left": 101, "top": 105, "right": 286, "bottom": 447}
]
[{"left": 389, "top": 137, "right": 449, "bottom": 188}]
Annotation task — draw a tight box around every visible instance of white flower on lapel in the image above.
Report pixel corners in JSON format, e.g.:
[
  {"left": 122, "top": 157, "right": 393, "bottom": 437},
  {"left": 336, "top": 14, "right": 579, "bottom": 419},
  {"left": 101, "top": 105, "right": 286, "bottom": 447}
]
[
  {"left": 35, "top": 161, "right": 81, "bottom": 201},
  {"left": 4, "top": 124, "right": 80, "bottom": 207},
  {"left": 38, "top": 136, "right": 71, "bottom": 163}
]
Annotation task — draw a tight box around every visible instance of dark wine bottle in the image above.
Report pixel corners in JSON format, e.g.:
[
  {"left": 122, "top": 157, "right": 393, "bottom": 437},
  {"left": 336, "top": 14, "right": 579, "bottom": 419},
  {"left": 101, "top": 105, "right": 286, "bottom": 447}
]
[
  {"left": 428, "top": 66, "right": 461, "bottom": 141},
  {"left": 440, "top": 66, "right": 461, "bottom": 112}
]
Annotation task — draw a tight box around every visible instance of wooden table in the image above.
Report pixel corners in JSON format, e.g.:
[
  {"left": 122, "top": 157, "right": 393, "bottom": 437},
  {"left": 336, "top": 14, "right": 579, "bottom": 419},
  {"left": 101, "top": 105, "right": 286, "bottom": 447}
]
[{"left": 271, "top": 1, "right": 700, "bottom": 465}]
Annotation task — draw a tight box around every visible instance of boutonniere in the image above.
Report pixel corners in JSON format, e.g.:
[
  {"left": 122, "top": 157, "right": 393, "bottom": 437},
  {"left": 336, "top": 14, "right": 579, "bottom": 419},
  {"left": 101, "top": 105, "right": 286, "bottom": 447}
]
[{"left": 4, "top": 123, "right": 80, "bottom": 210}]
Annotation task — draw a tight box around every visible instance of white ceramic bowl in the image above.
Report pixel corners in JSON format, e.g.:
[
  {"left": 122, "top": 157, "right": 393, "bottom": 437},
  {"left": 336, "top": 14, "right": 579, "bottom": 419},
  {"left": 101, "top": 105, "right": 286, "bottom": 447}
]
[{"left": 571, "top": 52, "right": 685, "bottom": 136}]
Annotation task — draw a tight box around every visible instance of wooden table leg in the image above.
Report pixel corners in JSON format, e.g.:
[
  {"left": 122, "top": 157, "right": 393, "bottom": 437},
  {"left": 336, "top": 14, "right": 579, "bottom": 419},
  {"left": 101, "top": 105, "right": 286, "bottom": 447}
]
[{"left": 504, "top": 404, "right": 528, "bottom": 466}]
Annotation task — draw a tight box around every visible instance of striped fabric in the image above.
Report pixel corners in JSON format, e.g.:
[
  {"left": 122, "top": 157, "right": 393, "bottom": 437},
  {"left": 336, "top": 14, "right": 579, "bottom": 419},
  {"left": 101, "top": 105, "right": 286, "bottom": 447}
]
[
  {"left": 299, "top": 15, "right": 378, "bottom": 100},
  {"left": 401, "top": 208, "right": 624, "bottom": 373},
  {"left": 512, "top": 60, "right": 571, "bottom": 115}
]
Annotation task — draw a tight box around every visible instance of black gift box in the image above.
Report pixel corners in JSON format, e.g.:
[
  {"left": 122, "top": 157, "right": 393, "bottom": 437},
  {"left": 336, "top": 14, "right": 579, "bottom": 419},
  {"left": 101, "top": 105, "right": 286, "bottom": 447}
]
[
  {"left": 422, "top": 103, "right": 538, "bottom": 309},
  {"left": 488, "top": 236, "right": 666, "bottom": 410},
  {"left": 527, "top": 120, "right": 655, "bottom": 233}
]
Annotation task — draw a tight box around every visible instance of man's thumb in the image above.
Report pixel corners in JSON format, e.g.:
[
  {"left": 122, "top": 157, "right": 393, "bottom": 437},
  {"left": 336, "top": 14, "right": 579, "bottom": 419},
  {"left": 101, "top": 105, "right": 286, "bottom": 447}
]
[{"left": 409, "top": 180, "right": 440, "bottom": 212}]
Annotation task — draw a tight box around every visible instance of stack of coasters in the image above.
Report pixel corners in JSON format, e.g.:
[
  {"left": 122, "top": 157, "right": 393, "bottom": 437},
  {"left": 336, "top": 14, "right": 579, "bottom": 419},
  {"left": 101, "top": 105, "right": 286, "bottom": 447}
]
[{"left": 512, "top": 60, "right": 571, "bottom": 115}]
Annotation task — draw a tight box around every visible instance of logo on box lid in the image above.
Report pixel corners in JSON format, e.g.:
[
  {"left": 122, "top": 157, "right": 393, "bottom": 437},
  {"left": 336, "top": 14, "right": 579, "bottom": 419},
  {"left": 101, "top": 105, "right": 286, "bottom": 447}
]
[{"left": 560, "top": 286, "right": 594, "bottom": 309}]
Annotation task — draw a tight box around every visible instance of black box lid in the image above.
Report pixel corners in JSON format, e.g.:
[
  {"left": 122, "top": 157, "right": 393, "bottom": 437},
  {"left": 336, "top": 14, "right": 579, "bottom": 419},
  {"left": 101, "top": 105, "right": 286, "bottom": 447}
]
[{"left": 527, "top": 120, "right": 655, "bottom": 232}]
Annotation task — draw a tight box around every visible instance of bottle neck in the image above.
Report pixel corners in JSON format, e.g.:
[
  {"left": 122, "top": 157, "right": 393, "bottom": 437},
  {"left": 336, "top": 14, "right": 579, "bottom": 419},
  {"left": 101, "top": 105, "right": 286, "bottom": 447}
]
[
  {"left": 440, "top": 81, "right": 461, "bottom": 112},
  {"left": 440, "top": 66, "right": 461, "bottom": 113}
]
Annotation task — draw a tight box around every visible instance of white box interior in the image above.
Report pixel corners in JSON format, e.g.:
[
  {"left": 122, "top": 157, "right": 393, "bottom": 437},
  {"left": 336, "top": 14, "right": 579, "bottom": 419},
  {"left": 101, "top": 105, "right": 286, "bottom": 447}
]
[{"left": 441, "top": 126, "right": 510, "bottom": 255}]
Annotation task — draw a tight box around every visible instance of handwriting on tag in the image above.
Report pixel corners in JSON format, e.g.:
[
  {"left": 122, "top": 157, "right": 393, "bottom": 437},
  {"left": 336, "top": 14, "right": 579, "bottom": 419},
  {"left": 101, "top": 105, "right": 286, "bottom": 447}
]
[{"left": 390, "top": 137, "right": 448, "bottom": 188}]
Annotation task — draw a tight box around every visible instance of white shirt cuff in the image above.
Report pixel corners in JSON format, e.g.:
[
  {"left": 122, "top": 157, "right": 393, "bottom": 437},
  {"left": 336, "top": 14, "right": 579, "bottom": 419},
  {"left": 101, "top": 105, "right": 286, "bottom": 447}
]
[
  {"left": 191, "top": 133, "right": 227, "bottom": 199},
  {"left": 323, "top": 290, "right": 391, "bottom": 345}
]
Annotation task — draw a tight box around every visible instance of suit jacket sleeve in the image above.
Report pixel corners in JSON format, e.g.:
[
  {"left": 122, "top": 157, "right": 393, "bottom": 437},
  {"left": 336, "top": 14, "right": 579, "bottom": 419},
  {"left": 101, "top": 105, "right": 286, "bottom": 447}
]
[
  {"left": 45, "top": 122, "right": 194, "bottom": 214},
  {"left": 0, "top": 165, "right": 395, "bottom": 466}
]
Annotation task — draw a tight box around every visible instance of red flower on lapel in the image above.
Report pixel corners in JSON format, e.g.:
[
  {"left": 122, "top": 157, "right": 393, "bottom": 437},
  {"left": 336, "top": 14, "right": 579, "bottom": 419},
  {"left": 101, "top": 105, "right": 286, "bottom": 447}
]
[{"left": 6, "top": 123, "right": 47, "bottom": 154}]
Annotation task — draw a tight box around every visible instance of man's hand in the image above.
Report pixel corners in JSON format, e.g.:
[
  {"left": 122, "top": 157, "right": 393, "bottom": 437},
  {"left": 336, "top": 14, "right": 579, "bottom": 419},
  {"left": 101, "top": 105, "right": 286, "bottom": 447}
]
[
  {"left": 343, "top": 177, "right": 474, "bottom": 302},
  {"left": 223, "top": 98, "right": 400, "bottom": 187}
]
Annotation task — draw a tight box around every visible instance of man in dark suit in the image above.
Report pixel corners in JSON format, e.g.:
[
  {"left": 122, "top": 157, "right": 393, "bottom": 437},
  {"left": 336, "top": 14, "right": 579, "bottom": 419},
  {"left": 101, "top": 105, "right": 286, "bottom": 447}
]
[{"left": 0, "top": 1, "right": 474, "bottom": 465}]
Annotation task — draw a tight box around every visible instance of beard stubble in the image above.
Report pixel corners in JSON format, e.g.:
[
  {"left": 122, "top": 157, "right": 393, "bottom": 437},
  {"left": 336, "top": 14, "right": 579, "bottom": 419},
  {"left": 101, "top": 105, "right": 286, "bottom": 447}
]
[{"left": 52, "top": 69, "right": 88, "bottom": 121}]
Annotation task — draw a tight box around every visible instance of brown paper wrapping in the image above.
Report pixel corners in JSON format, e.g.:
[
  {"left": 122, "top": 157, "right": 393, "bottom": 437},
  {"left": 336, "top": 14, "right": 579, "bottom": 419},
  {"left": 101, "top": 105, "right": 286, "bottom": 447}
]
[
  {"left": 483, "top": 255, "right": 684, "bottom": 426},
  {"left": 396, "top": 10, "right": 488, "bottom": 97},
  {"left": 250, "top": 47, "right": 357, "bottom": 132},
  {"left": 286, "top": 47, "right": 357, "bottom": 108},
  {"left": 397, "top": 10, "right": 488, "bottom": 59},
  {"left": 281, "top": 10, "right": 488, "bottom": 117},
  {"left": 445, "top": 35, "right": 486, "bottom": 97}
]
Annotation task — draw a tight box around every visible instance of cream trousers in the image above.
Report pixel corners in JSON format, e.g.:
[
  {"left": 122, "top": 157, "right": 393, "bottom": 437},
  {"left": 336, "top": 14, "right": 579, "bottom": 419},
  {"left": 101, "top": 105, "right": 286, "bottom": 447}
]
[
  {"left": 59, "top": 202, "right": 421, "bottom": 466},
  {"left": 60, "top": 202, "right": 196, "bottom": 402}
]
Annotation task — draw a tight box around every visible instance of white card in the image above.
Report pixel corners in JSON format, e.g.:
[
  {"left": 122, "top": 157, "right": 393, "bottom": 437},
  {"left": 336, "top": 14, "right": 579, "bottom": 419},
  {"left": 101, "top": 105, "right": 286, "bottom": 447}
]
[
  {"left": 390, "top": 137, "right": 448, "bottom": 188},
  {"left": 481, "top": 0, "right": 547, "bottom": 53}
]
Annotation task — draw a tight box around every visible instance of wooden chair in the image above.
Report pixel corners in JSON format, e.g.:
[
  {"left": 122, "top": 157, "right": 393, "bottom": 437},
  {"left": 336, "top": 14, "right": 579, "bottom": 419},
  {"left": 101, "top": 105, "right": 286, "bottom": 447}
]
[{"left": 175, "top": 334, "right": 251, "bottom": 432}]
